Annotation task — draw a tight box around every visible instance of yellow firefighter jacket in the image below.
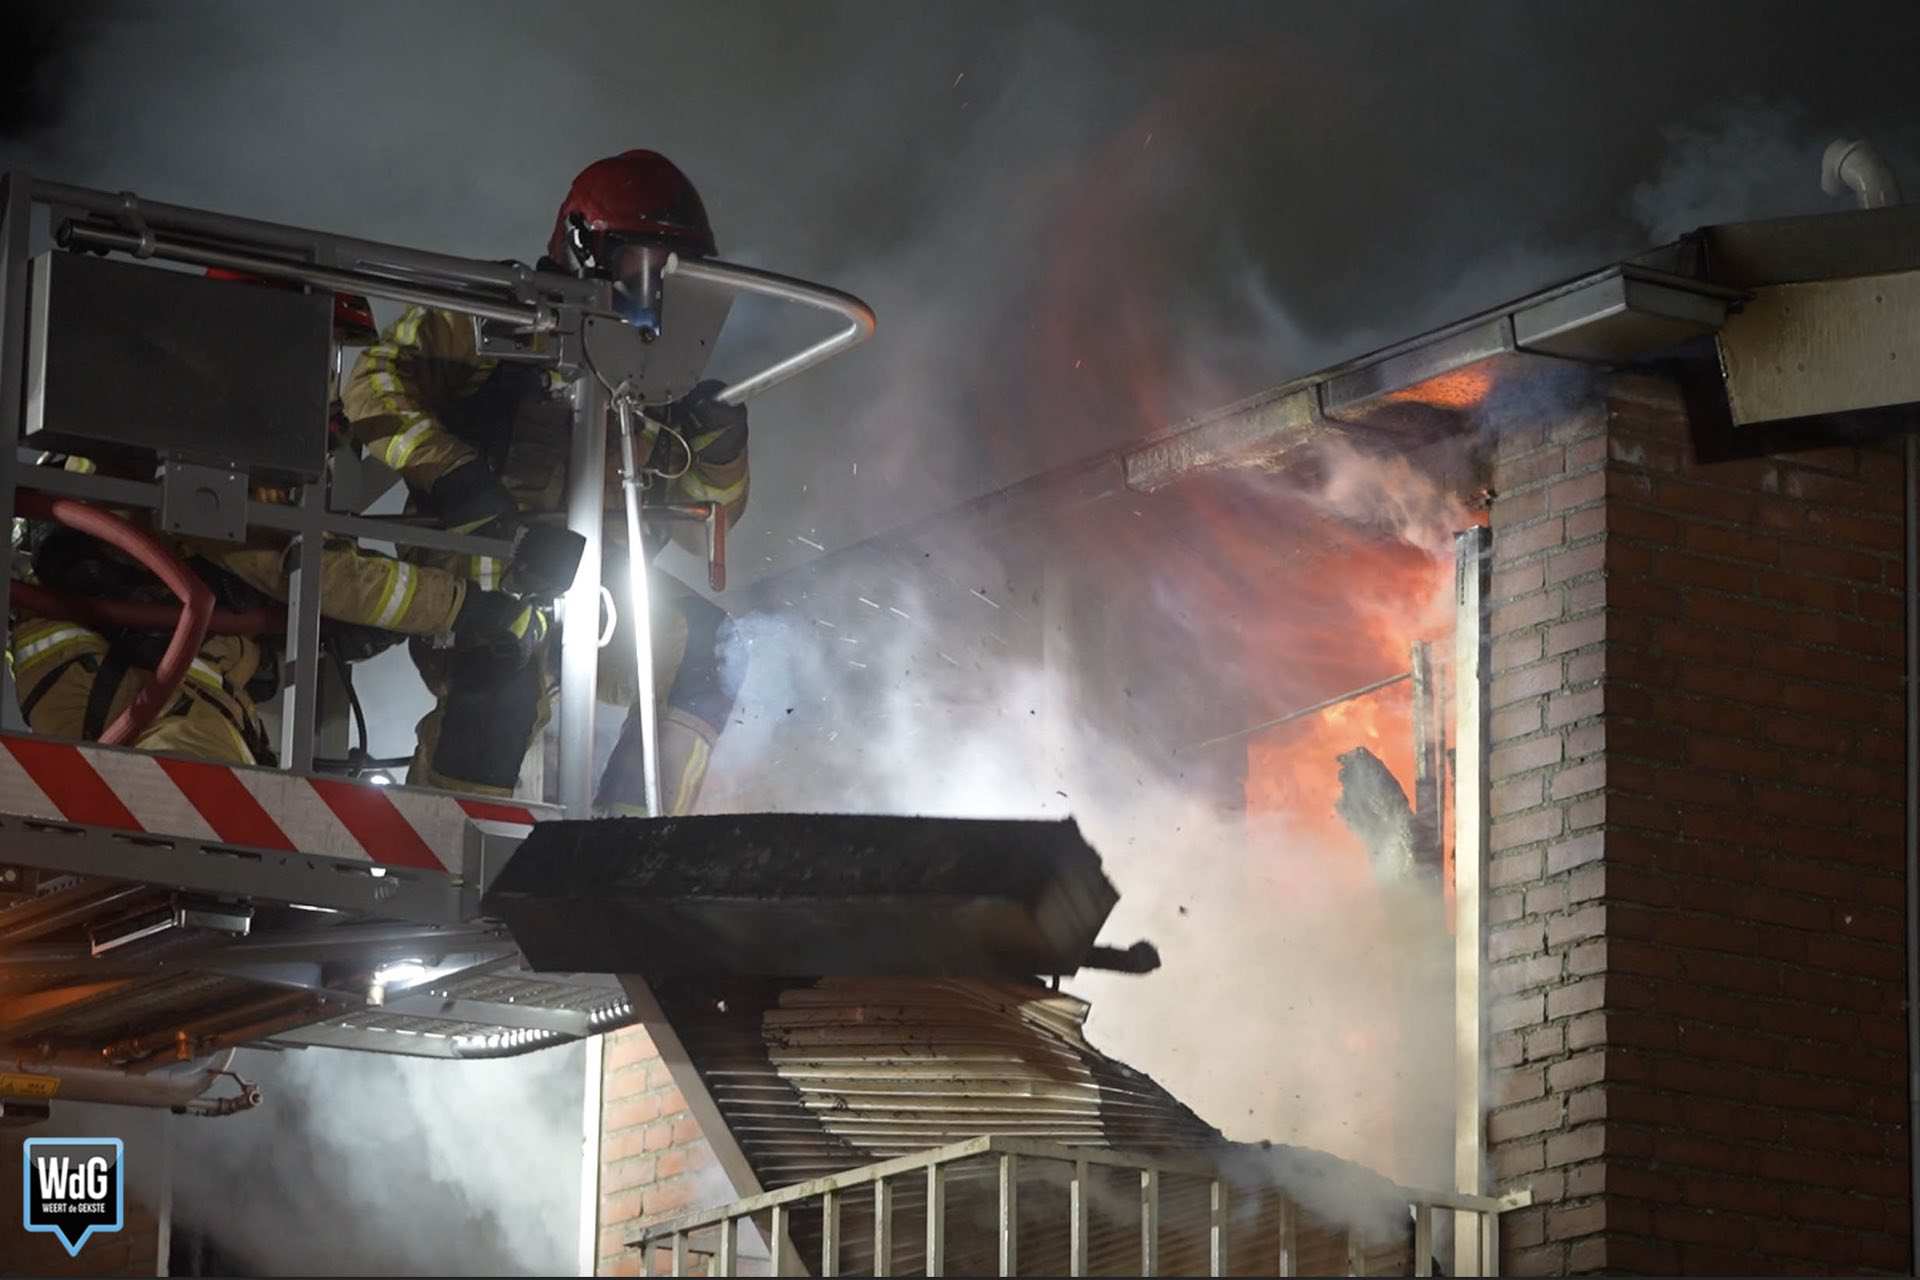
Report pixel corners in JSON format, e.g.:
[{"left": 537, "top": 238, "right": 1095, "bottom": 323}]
[{"left": 340, "top": 305, "right": 749, "bottom": 585}]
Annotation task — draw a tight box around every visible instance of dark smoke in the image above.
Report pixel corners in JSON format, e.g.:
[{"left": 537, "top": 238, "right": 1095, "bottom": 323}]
[{"left": 6, "top": 1, "right": 1920, "bottom": 1272}]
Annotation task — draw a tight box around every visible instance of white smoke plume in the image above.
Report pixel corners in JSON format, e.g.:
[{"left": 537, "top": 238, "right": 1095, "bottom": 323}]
[
  {"left": 704, "top": 459, "right": 1465, "bottom": 1206},
  {"left": 171, "top": 1044, "right": 584, "bottom": 1275}
]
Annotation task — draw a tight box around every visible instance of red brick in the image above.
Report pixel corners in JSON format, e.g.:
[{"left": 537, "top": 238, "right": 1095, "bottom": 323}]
[
  {"left": 1493, "top": 1140, "right": 1545, "bottom": 1180},
  {"left": 1492, "top": 660, "right": 1565, "bottom": 707},
  {"left": 1550, "top": 469, "right": 1607, "bottom": 512},
  {"left": 1681, "top": 521, "right": 1779, "bottom": 564},
  {"left": 1778, "top": 538, "right": 1885, "bottom": 583},
  {"left": 1654, "top": 550, "right": 1757, "bottom": 594},
  {"left": 604, "top": 1069, "right": 652, "bottom": 1102},
  {"left": 656, "top": 1142, "right": 712, "bottom": 1179},
  {"left": 1492, "top": 701, "right": 1542, "bottom": 740},
  {"left": 1491, "top": 734, "right": 1563, "bottom": 778},
  {"left": 602, "top": 1154, "right": 659, "bottom": 1191},
  {"left": 603, "top": 1127, "right": 656, "bottom": 1162},
  {"left": 670, "top": 1115, "right": 703, "bottom": 1145},
  {"left": 1492, "top": 560, "right": 1546, "bottom": 600},
  {"left": 1506, "top": 1244, "right": 1569, "bottom": 1276},
  {"left": 1493, "top": 629, "right": 1544, "bottom": 669},
  {"left": 1495, "top": 517, "right": 1567, "bottom": 563},
  {"left": 1654, "top": 1204, "right": 1755, "bottom": 1248},
  {"left": 605, "top": 1027, "right": 660, "bottom": 1069},
  {"left": 1605, "top": 499, "right": 1680, "bottom": 544},
  {"left": 1489, "top": 1097, "right": 1563, "bottom": 1141},
  {"left": 604, "top": 1094, "right": 665, "bottom": 1132},
  {"left": 1566, "top": 504, "right": 1606, "bottom": 540},
  {"left": 1526, "top": 881, "right": 1569, "bottom": 917},
  {"left": 1493, "top": 589, "right": 1565, "bottom": 635},
  {"left": 1546, "top": 976, "right": 1605, "bottom": 1019},
  {"left": 1647, "top": 477, "right": 1757, "bottom": 524},
  {"left": 1544, "top": 614, "right": 1604, "bottom": 657},
  {"left": 1493, "top": 952, "right": 1565, "bottom": 994},
  {"left": 1492, "top": 992, "right": 1546, "bottom": 1033},
  {"left": 1563, "top": 721, "right": 1604, "bottom": 759},
  {"left": 1492, "top": 808, "right": 1563, "bottom": 852},
  {"left": 1496, "top": 1065, "right": 1547, "bottom": 1105},
  {"left": 643, "top": 1178, "right": 695, "bottom": 1216},
  {"left": 1491, "top": 920, "right": 1547, "bottom": 962},
  {"left": 1492, "top": 1031, "right": 1526, "bottom": 1068},
  {"left": 1545, "top": 1125, "right": 1604, "bottom": 1167},
  {"left": 1541, "top": 831, "right": 1600, "bottom": 876},
  {"left": 1496, "top": 444, "right": 1567, "bottom": 485},
  {"left": 1491, "top": 773, "right": 1544, "bottom": 817},
  {"left": 1489, "top": 888, "right": 1527, "bottom": 925},
  {"left": 1545, "top": 685, "right": 1602, "bottom": 728},
  {"left": 1687, "top": 733, "right": 1782, "bottom": 779},
  {"left": 600, "top": 1188, "right": 644, "bottom": 1225},
  {"left": 1568, "top": 938, "right": 1607, "bottom": 975},
  {"left": 1524, "top": 1022, "right": 1567, "bottom": 1060},
  {"left": 1493, "top": 486, "right": 1550, "bottom": 527},
  {"left": 1548, "top": 904, "right": 1607, "bottom": 948}
]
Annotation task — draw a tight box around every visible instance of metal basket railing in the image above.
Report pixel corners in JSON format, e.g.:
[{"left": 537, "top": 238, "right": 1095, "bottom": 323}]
[
  {"left": 630, "top": 1135, "right": 1532, "bottom": 1278},
  {"left": 0, "top": 170, "right": 873, "bottom": 817}
]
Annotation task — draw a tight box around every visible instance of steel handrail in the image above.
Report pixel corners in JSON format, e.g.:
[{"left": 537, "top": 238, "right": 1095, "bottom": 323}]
[
  {"left": 665, "top": 255, "right": 877, "bottom": 406},
  {"left": 628, "top": 1133, "right": 1531, "bottom": 1278}
]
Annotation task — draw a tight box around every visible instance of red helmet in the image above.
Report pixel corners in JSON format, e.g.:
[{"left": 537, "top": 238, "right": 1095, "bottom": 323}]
[
  {"left": 546, "top": 150, "right": 717, "bottom": 273},
  {"left": 205, "top": 267, "right": 377, "bottom": 345}
]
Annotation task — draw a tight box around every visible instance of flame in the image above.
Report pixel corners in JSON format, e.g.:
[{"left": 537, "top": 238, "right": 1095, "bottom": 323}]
[
  {"left": 1239, "top": 536, "right": 1451, "bottom": 886},
  {"left": 1384, "top": 363, "right": 1496, "bottom": 411},
  {"left": 1246, "top": 681, "right": 1416, "bottom": 860}
]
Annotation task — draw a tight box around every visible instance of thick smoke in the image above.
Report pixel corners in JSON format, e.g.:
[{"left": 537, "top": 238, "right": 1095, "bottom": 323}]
[
  {"left": 5, "top": 0, "right": 1920, "bottom": 1273},
  {"left": 704, "top": 487, "right": 1459, "bottom": 1207},
  {"left": 177, "top": 1046, "right": 583, "bottom": 1276}
]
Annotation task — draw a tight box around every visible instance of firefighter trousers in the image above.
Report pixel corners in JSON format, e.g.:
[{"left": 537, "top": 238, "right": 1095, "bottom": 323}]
[
  {"left": 407, "top": 560, "right": 742, "bottom": 813},
  {"left": 10, "top": 617, "right": 270, "bottom": 765}
]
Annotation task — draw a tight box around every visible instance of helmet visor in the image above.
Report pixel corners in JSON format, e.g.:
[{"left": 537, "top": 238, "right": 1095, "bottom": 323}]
[{"left": 607, "top": 240, "right": 672, "bottom": 336}]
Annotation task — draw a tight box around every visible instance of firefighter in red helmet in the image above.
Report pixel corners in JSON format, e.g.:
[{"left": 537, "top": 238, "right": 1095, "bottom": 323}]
[{"left": 342, "top": 151, "right": 748, "bottom": 811}]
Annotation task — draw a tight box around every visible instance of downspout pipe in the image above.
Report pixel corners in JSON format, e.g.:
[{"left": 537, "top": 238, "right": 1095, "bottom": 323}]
[
  {"left": 1822, "top": 136, "right": 1918, "bottom": 1274},
  {"left": 1823, "top": 138, "right": 1904, "bottom": 208},
  {"left": 1900, "top": 417, "right": 1920, "bottom": 1280}
]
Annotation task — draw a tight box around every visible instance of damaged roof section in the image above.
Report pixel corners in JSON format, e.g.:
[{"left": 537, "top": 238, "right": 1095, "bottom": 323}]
[
  {"left": 635, "top": 975, "right": 1417, "bottom": 1275},
  {"left": 484, "top": 813, "right": 1123, "bottom": 980}
]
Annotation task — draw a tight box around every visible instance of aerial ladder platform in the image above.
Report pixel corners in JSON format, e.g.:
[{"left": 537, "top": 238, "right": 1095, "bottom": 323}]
[{"left": 0, "top": 172, "right": 1134, "bottom": 1124}]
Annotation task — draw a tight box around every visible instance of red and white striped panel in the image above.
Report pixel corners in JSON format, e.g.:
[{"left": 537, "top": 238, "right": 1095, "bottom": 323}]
[{"left": 0, "top": 733, "right": 555, "bottom": 874}]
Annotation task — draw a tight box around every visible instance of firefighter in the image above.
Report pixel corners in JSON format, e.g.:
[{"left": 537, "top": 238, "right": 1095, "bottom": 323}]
[
  {"left": 10, "top": 465, "right": 543, "bottom": 768},
  {"left": 341, "top": 150, "right": 748, "bottom": 812},
  {"left": 8, "top": 279, "right": 545, "bottom": 768}
]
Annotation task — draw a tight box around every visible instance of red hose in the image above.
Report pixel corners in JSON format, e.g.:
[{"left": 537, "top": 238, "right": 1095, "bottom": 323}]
[
  {"left": 15, "top": 494, "right": 214, "bottom": 746},
  {"left": 11, "top": 582, "right": 284, "bottom": 636}
]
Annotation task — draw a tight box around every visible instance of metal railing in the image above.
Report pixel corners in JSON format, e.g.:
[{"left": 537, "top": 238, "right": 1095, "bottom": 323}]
[
  {"left": 0, "top": 170, "right": 873, "bottom": 818},
  {"left": 630, "top": 1135, "right": 1531, "bottom": 1278}
]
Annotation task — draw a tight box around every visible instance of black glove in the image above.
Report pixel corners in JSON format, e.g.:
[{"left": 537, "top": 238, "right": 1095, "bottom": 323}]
[
  {"left": 428, "top": 459, "right": 518, "bottom": 527},
  {"left": 654, "top": 380, "right": 748, "bottom": 472},
  {"left": 451, "top": 588, "right": 547, "bottom": 682},
  {"left": 500, "top": 522, "right": 586, "bottom": 599}
]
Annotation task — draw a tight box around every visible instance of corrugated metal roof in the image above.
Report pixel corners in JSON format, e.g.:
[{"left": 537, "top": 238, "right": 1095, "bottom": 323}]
[
  {"left": 653, "top": 977, "right": 1224, "bottom": 1189},
  {"left": 650, "top": 977, "right": 1418, "bottom": 1273}
]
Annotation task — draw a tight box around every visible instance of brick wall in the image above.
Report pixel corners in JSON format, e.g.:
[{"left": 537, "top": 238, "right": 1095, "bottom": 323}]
[
  {"left": 594, "top": 1026, "right": 731, "bottom": 1277},
  {"left": 1481, "top": 371, "right": 1911, "bottom": 1274}
]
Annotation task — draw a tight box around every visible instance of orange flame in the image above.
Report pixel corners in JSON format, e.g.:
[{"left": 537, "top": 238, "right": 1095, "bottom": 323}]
[{"left": 1384, "top": 364, "right": 1496, "bottom": 411}]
